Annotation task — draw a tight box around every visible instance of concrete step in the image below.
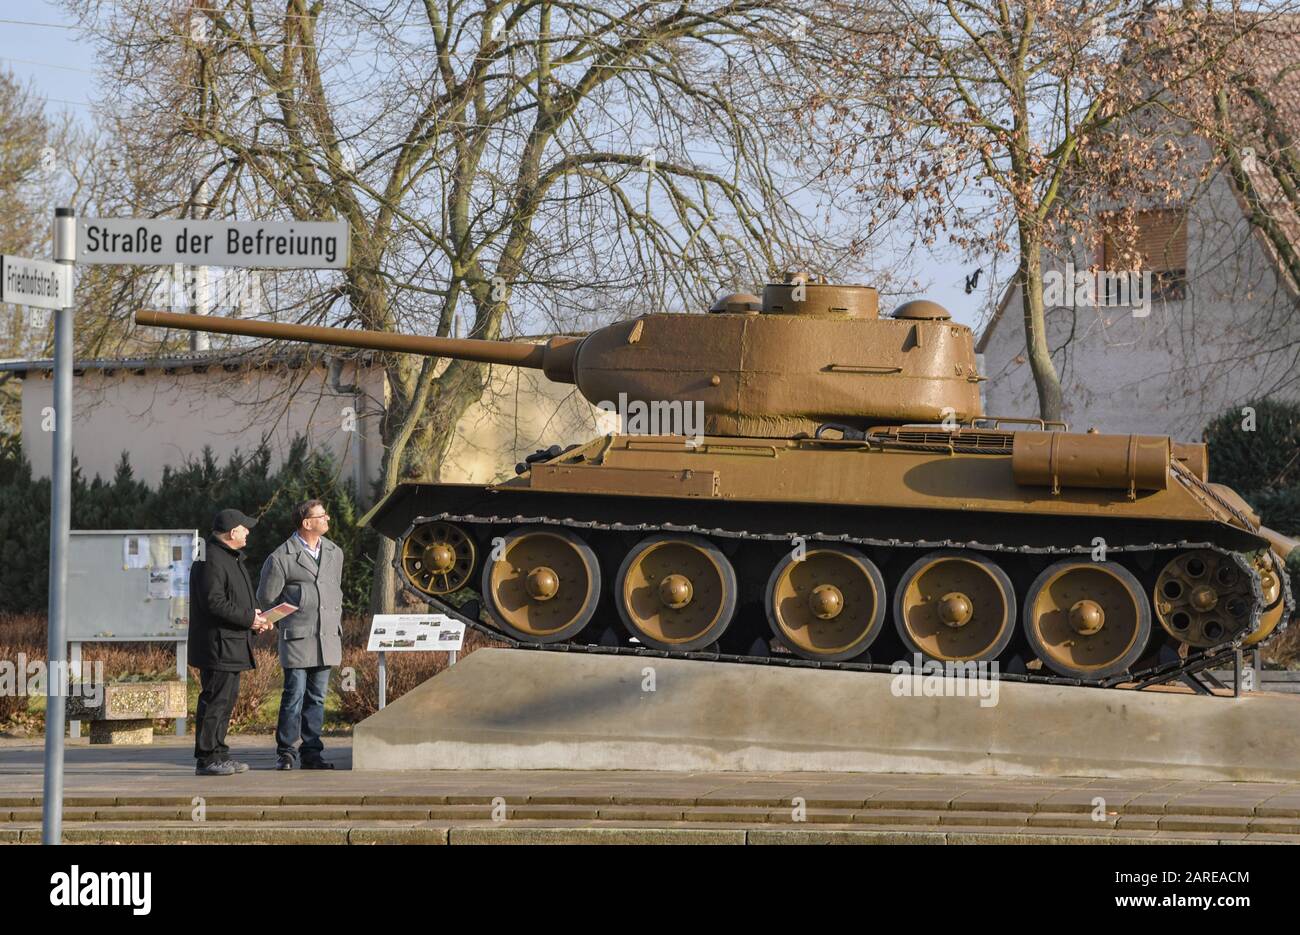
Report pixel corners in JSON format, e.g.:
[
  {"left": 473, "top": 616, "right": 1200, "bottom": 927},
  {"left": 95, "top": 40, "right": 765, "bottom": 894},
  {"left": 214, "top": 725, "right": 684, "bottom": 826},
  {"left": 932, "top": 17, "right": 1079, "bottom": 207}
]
[
  {"left": 2, "top": 820, "right": 1293, "bottom": 845},
  {"left": 6, "top": 791, "right": 1300, "bottom": 815},
  {"left": 6, "top": 797, "right": 1299, "bottom": 839}
]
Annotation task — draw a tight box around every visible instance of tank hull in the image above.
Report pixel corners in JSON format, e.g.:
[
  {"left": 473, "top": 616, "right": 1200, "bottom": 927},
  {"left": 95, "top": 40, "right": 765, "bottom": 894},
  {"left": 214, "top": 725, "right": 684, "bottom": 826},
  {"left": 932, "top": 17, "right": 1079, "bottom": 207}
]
[
  {"left": 366, "top": 434, "right": 1291, "bottom": 687},
  {"left": 364, "top": 434, "right": 1266, "bottom": 550}
]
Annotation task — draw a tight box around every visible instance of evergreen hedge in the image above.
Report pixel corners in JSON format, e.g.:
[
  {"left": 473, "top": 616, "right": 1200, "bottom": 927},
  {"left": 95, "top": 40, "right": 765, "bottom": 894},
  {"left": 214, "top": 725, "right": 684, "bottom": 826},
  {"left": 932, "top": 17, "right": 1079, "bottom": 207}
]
[
  {"left": 1204, "top": 398, "right": 1300, "bottom": 495},
  {"left": 0, "top": 436, "right": 377, "bottom": 615},
  {"left": 1203, "top": 398, "right": 1300, "bottom": 599}
]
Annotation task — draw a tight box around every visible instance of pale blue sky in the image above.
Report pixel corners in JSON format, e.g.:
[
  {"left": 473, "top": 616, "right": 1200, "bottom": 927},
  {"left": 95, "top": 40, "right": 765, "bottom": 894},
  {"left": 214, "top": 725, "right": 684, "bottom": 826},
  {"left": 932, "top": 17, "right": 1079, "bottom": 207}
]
[
  {"left": 0, "top": 2, "right": 989, "bottom": 330},
  {"left": 0, "top": 4, "right": 101, "bottom": 111}
]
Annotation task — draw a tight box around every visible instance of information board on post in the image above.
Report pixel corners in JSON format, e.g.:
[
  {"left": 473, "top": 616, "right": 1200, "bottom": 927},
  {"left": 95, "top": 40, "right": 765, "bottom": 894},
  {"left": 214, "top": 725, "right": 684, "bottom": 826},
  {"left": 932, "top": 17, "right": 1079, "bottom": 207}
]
[
  {"left": 367, "top": 614, "right": 466, "bottom": 652},
  {"left": 68, "top": 530, "right": 199, "bottom": 641},
  {"left": 76, "top": 218, "right": 350, "bottom": 269},
  {"left": 0, "top": 254, "right": 74, "bottom": 310}
]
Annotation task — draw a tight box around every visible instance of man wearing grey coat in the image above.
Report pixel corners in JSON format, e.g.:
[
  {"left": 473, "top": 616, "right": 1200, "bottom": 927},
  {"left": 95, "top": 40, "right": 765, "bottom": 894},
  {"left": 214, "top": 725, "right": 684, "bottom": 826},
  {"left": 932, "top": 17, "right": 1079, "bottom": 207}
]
[{"left": 258, "top": 499, "right": 344, "bottom": 770}]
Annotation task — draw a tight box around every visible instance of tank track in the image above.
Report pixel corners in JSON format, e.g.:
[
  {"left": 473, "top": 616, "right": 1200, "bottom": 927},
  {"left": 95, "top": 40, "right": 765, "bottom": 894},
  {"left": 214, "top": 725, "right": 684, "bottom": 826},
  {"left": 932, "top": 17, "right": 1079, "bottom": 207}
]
[{"left": 393, "top": 510, "right": 1293, "bottom": 691}]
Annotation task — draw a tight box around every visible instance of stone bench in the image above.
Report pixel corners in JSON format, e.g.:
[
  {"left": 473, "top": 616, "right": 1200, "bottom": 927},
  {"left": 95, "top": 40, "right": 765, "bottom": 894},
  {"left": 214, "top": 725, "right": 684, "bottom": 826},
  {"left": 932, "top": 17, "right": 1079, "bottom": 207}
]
[{"left": 67, "top": 682, "right": 187, "bottom": 744}]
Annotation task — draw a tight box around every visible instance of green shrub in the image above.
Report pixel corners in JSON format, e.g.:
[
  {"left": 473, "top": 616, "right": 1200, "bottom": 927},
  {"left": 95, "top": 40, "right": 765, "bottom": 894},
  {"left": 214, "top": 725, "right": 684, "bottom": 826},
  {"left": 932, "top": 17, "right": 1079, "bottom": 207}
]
[
  {"left": 1247, "top": 487, "right": 1300, "bottom": 536},
  {"left": 0, "top": 437, "right": 378, "bottom": 615},
  {"left": 1203, "top": 398, "right": 1300, "bottom": 496},
  {"left": 1204, "top": 398, "right": 1300, "bottom": 606}
]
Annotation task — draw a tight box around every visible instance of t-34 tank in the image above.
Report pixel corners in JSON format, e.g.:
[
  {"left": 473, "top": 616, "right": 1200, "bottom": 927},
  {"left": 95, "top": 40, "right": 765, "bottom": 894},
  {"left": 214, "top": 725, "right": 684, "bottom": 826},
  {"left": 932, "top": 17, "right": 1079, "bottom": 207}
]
[{"left": 138, "top": 275, "right": 1295, "bottom": 686}]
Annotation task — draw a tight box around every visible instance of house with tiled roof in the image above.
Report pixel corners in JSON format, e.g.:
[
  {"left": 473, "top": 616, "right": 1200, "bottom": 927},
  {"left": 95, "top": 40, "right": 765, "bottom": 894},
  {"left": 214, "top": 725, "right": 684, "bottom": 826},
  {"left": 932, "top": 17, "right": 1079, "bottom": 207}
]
[{"left": 977, "top": 15, "right": 1300, "bottom": 442}]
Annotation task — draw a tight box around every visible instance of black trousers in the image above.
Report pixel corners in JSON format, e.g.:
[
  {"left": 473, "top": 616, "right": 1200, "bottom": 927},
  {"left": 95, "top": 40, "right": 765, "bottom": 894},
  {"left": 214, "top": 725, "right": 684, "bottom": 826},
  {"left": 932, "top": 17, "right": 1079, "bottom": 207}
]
[{"left": 194, "top": 669, "right": 242, "bottom": 766}]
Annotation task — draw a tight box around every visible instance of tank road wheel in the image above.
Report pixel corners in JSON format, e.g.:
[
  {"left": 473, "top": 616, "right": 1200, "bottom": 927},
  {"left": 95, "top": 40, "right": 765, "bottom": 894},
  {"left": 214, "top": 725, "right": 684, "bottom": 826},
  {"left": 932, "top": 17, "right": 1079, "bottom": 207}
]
[
  {"left": 765, "top": 546, "right": 886, "bottom": 661},
  {"left": 893, "top": 550, "right": 1016, "bottom": 663},
  {"left": 616, "top": 534, "right": 737, "bottom": 652},
  {"left": 1154, "top": 550, "right": 1255, "bottom": 648},
  {"left": 1244, "top": 551, "right": 1288, "bottom": 648},
  {"left": 399, "top": 521, "right": 477, "bottom": 597},
  {"left": 482, "top": 526, "right": 601, "bottom": 643},
  {"left": 1023, "top": 561, "right": 1151, "bottom": 680}
]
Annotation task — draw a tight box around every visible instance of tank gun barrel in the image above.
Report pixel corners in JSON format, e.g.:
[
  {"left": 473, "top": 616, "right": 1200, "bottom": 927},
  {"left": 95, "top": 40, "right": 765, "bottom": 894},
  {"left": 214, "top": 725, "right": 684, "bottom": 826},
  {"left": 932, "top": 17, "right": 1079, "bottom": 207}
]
[{"left": 134, "top": 309, "right": 579, "bottom": 381}]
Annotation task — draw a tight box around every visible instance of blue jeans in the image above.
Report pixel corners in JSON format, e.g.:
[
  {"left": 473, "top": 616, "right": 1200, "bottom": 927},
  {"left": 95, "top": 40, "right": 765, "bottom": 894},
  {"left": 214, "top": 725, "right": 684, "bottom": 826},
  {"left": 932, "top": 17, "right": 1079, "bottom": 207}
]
[{"left": 276, "top": 666, "right": 331, "bottom": 762}]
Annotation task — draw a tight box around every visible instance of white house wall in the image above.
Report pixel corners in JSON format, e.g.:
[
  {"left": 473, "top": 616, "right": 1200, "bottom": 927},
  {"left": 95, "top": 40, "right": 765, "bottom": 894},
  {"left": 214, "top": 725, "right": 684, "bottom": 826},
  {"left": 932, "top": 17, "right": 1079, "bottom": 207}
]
[{"left": 980, "top": 168, "right": 1300, "bottom": 442}]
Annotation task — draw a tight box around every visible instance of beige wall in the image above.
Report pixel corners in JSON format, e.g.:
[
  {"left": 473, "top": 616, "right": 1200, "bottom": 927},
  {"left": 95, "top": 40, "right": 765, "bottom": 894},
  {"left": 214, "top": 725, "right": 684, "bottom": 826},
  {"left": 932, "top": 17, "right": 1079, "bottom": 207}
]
[
  {"left": 21, "top": 359, "right": 387, "bottom": 497},
  {"left": 443, "top": 364, "right": 614, "bottom": 484},
  {"left": 19, "top": 355, "right": 608, "bottom": 501}
]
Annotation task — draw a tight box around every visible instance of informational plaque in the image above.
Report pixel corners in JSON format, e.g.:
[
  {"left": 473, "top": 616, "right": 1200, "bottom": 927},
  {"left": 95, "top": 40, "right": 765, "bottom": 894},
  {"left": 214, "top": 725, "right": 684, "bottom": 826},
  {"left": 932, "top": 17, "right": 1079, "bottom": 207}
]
[{"left": 367, "top": 614, "right": 465, "bottom": 652}]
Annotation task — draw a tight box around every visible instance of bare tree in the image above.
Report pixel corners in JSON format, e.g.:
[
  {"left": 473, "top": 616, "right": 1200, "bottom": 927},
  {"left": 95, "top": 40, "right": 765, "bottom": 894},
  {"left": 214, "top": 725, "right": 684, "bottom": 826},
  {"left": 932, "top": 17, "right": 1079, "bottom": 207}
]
[
  {"left": 64, "top": 0, "right": 873, "bottom": 609},
  {"left": 1197, "top": 8, "right": 1300, "bottom": 292},
  {"left": 0, "top": 69, "right": 71, "bottom": 355},
  {"left": 0, "top": 68, "right": 80, "bottom": 434},
  {"left": 801, "top": 0, "right": 1274, "bottom": 421}
]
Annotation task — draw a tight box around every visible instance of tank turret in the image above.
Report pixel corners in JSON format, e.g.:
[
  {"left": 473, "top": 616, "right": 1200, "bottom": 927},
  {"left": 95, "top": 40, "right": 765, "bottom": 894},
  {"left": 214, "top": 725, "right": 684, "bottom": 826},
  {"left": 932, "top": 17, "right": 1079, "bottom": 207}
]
[{"left": 136, "top": 273, "right": 983, "bottom": 437}]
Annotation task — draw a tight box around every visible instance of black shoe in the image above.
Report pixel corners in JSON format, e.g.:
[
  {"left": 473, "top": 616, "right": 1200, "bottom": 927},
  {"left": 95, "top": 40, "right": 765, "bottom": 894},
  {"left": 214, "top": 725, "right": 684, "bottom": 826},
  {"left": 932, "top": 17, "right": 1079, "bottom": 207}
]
[
  {"left": 300, "top": 758, "right": 335, "bottom": 770},
  {"left": 223, "top": 760, "right": 251, "bottom": 773},
  {"left": 276, "top": 755, "right": 296, "bottom": 771},
  {"left": 196, "top": 761, "right": 236, "bottom": 776}
]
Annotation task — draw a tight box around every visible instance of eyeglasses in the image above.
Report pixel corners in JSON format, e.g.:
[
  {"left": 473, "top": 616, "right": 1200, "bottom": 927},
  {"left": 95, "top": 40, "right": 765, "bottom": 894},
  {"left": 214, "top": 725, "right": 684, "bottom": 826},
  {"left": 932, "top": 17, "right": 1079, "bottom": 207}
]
[{"left": 307, "top": 513, "right": 329, "bottom": 521}]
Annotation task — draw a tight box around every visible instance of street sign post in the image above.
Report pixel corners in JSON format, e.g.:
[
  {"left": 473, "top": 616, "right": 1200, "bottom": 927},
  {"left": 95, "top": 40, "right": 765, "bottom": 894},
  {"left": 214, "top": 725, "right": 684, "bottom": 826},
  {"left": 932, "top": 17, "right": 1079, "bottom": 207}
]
[
  {"left": 1, "top": 254, "right": 74, "bottom": 311},
  {"left": 43, "top": 209, "right": 77, "bottom": 846},
  {"left": 77, "top": 218, "right": 350, "bottom": 269}
]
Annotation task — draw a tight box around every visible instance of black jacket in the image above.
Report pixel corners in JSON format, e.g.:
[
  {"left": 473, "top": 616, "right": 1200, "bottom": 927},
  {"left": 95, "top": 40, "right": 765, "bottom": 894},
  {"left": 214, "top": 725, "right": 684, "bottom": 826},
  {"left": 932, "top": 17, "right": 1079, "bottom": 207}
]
[{"left": 188, "top": 535, "right": 258, "bottom": 672}]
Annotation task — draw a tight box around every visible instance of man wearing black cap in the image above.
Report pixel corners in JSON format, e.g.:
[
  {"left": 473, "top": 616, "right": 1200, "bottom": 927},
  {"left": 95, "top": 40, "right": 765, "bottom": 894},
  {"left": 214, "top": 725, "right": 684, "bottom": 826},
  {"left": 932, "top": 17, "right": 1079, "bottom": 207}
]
[{"left": 189, "top": 509, "right": 269, "bottom": 776}]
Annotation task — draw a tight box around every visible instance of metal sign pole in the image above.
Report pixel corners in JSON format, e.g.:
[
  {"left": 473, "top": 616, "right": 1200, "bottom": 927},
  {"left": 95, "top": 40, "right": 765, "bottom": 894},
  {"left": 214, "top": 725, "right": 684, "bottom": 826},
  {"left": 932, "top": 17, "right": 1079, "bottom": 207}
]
[
  {"left": 43, "top": 207, "right": 76, "bottom": 845},
  {"left": 378, "top": 650, "right": 387, "bottom": 710}
]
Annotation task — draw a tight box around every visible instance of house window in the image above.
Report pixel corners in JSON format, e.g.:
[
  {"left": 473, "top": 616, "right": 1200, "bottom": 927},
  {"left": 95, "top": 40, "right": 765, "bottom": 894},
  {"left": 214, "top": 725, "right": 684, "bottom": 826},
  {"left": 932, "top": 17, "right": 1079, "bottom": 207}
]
[{"left": 1101, "top": 208, "right": 1188, "bottom": 302}]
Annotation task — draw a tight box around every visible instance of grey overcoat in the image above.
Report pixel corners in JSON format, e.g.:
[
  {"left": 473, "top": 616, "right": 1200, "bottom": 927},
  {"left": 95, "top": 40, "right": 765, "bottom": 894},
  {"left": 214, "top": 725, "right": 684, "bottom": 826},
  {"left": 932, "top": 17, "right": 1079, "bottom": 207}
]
[{"left": 257, "top": 535, "right": 344, "bottom": 669}]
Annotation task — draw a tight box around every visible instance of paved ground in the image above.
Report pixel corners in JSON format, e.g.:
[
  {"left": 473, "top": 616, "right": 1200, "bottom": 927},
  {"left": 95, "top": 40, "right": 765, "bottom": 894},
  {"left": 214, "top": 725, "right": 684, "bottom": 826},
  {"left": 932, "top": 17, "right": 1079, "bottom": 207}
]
[{"left": 2, "top": 737, "right": 1299, "bottom": 843}]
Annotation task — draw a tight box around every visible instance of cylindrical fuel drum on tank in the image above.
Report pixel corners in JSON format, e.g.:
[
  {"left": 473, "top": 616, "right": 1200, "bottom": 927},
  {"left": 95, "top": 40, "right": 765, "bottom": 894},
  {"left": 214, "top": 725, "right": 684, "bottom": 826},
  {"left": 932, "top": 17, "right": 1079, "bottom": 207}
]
[
  {"left": 1012, "top": 432, "right": 1171, "bottom": 495},
  {"left": 1172, "top": 441, "right": 1208, "bottom": 481}
]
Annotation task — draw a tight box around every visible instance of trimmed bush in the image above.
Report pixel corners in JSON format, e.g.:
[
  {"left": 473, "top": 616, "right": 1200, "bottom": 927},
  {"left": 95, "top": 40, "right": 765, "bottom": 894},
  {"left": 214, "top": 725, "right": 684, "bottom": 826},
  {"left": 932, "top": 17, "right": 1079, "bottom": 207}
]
[
  {"left": 0, "top": 614, "right": 50, "bottom": 724},
  {"left": 1204, "top": 399, "right": 1300, "bottom": 496},
  {"left": 228, "top": 647, "right": 284, "bottom": 729},
  {"left": 335, "top": 645, "right": 443, "bottom": 723},
  {"left": 1203, "top": 398, "right": 1300, "bottom": 616}
]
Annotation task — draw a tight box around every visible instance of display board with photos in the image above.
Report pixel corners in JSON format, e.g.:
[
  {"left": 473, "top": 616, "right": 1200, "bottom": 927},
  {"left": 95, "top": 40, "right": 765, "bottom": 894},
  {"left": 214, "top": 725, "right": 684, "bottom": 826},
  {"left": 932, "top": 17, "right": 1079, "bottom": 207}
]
[
  {"left": 66, "top": 530, "right": 199, "bottom": 640},
  {"left": 367, "top": 614, "right": 466, "bottom": 652}
]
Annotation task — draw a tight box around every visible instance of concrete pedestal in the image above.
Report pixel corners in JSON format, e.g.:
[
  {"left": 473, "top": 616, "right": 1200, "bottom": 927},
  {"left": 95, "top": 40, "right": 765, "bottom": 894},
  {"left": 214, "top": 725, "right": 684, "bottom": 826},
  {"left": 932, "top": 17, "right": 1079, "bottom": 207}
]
[
  {"left": 353, "top": 648, "right": 1300, "bottom": 781},
  {"left": 88, "top": 719, "right": 153, "bottom": 745}
]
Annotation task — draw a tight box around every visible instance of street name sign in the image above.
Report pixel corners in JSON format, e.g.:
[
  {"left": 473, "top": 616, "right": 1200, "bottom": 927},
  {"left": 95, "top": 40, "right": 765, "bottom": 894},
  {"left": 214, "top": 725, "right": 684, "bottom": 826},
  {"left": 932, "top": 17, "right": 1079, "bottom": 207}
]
[
  {"left": 77, "top": 218, "right": 349, "bottom": 269},
  {"left": 0, "top": 254, "right": 73, "bottom": 310}
]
